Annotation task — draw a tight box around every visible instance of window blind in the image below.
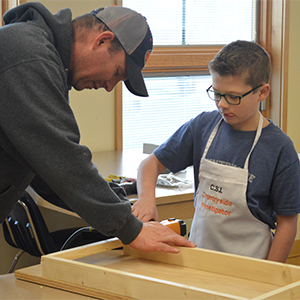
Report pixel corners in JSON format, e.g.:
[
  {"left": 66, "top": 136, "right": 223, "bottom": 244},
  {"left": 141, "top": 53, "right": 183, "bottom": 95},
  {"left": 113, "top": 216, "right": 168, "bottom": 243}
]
[
  {"left": 123, "top": 75, "right": 215, "bottom": 149},
  {"left": 123, "top": 0, "right": 256, "bottom": 45}
]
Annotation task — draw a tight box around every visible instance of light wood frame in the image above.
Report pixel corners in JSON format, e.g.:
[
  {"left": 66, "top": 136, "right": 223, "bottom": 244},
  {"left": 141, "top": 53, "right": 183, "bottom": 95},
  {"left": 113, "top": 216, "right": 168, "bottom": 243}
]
[
  {"left": 114, "top": 0, "right": 289, "bottom": 150},
  {"left": 15, "top": 238, "right": 300, "bottom": 299}
]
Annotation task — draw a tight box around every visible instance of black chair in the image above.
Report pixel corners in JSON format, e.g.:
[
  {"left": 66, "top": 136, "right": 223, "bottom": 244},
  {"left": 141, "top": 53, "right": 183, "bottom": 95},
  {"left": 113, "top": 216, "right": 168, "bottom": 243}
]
[{"left": 2, "top": 191, "right": 108, "bottom": 273}]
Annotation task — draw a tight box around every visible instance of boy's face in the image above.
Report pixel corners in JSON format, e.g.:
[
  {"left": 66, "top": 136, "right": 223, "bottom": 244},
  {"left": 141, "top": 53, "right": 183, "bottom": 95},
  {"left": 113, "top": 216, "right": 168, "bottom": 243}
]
[{"left": 211, "top": 73, "right": 266, "bottom": 131}]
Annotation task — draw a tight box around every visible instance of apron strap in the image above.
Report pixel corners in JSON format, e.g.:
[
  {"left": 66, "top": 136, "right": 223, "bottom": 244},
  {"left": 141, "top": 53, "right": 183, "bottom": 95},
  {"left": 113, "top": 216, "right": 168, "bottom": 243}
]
[
  {"left": 202, "top": 118, "right": 222, "bottom": 159},
  {"left": 202, "top": 113, "right": 264, "bottom": 170},
  {"left": 243, "top": 113, "right": 263, "bottom": 169}
]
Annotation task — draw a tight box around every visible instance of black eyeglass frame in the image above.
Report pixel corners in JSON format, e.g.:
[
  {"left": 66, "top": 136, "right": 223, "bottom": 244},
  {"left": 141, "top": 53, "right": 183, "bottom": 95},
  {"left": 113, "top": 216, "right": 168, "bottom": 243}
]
[{"left": 206, "top": 84, "right": 264, "bottom": 105}]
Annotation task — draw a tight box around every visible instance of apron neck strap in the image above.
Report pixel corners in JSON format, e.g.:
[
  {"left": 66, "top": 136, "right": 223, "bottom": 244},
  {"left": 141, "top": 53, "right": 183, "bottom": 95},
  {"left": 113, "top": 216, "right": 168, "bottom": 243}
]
[
  {"left": 243, "top": 112, "right": 263, "bottom": 169},
  {"left": 203, "top": 112, "right": 264, "bottom": 170}
]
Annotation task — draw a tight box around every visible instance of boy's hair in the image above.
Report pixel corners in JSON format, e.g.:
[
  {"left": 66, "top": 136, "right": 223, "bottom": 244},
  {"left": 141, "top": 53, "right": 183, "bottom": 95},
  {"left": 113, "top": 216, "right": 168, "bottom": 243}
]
[
  {"left": 208, "top": 40, "right": 271, "bottom": 88},
  {"left": 72, "top": 12, "right": 122, "bottom": 52}
]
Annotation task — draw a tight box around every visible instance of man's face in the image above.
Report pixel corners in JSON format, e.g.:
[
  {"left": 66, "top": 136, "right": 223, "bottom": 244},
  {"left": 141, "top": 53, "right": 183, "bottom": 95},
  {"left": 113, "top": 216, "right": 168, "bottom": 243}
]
[{"left": 69, "top": 36, "right": 127, "bottom": 92}]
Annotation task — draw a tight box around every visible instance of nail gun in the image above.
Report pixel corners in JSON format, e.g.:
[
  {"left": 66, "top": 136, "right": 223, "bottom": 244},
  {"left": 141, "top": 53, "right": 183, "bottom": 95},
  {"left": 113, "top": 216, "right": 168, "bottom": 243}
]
[
  {"left": 78, "top": 218, "right": 186, "bottom": 245},
  {"left": 161, "top": 218, "right": 186, "bottom": 236}
]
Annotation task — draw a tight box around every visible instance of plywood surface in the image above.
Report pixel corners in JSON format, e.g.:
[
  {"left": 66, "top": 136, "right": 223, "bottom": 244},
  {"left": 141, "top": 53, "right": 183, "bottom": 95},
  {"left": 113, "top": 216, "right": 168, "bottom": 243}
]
[{"left": 75, "top": 249, "right": 277, "bottom": 299}]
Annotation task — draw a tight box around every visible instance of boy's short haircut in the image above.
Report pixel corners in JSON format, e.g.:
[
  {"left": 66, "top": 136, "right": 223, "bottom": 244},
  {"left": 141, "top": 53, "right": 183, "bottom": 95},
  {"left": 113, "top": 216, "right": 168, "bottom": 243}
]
[{"left": 208, "top": 40, "right": 271, "bottom": 88}]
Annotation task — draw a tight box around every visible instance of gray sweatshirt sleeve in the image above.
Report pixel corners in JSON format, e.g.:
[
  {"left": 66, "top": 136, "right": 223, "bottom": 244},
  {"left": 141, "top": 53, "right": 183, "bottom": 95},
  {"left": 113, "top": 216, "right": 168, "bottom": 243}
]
[{"left": 0, "top": 58, "right": 142, "bottom": 245}]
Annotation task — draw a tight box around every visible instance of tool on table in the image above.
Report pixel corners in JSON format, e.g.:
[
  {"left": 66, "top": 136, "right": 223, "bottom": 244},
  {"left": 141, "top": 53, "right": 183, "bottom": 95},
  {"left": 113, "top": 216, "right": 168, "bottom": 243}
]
[
  {"left": 119, "top": 180, "right": 137, "bottom": 195},
  {"left": 161, "top": 218, "right": 186, "bottom": 236},
  {"left": 106, "top": 174, "right": 138, "bottom": 195},
  {"left": 105, "top": 174, "right": 127, "bottom": 182}
]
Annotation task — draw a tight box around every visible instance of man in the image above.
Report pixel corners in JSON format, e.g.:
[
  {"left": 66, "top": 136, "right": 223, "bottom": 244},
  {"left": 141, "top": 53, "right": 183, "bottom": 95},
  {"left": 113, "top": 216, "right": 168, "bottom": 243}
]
[{"left": 0, "top": 2, "right": 195, "bottom": 252}]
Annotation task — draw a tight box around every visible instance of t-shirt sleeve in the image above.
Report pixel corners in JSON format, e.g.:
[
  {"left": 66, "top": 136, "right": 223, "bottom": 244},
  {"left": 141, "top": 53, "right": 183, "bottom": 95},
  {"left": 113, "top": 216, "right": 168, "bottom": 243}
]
[
  {"left": 271, "top": 146, "right": 300, "bottom": 216},
  {"left": 154, "top": 119, "right": 195, "bottom": 173}
]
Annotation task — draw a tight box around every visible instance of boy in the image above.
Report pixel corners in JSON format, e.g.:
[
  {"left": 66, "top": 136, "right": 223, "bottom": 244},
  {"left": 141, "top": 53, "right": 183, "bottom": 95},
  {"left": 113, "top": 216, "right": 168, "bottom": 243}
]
[{"left": 133, "top": 40, "right": 300, "bottom": 262}]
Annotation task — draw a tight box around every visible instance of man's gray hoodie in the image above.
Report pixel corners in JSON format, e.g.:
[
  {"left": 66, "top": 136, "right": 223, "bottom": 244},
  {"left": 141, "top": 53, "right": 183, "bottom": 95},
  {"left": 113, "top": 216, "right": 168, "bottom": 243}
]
[{"left": 0, "top": 2, "right": 142, "bottom": 244}]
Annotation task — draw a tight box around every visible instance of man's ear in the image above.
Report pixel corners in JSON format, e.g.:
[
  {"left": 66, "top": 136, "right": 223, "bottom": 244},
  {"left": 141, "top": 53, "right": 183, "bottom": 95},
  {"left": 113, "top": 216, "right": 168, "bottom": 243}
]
[
  {"left": 258, "top": 84, "right": 270, "bottom": 102},
  {"left": 92, "top": 31, "right": 115, "bottom": 50}
]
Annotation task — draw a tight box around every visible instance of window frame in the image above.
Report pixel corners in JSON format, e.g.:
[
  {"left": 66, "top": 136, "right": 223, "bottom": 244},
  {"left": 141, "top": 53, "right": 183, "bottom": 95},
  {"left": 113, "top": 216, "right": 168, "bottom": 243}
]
[{"left": 115, "top": 0, "right": 289, "bottom": 150}]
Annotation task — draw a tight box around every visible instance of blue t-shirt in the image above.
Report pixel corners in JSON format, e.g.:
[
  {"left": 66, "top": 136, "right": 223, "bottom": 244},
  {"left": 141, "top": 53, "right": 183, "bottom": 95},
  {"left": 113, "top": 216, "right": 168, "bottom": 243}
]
[{"left": 154, "top": 110, "right": 300, "bottom": 229}]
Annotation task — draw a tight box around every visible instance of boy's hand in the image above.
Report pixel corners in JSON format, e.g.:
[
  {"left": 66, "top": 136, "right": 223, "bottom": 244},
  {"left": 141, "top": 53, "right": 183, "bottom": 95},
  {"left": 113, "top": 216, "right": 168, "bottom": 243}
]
[
  {"left": 129, "top": 221, "right": 196, "bottom": 253},
  {"left": 132, "top": 197, "right": 159, "bottom": 222}
]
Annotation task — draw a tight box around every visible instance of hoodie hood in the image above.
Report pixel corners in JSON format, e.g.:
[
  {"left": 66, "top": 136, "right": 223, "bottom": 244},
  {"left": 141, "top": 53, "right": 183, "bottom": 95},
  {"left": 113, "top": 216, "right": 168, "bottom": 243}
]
[{"left": 3, "top": 2, "right": 72, "bottom": 69}]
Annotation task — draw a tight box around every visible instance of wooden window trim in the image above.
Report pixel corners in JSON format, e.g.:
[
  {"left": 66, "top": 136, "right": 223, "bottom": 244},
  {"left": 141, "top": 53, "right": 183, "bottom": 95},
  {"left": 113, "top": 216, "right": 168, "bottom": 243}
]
[
  {"left": 256, "top": 0, "right": 290, "bottom": 133},
  {"left": 143, "top": 46, "right": 222, "bottom": 73}
]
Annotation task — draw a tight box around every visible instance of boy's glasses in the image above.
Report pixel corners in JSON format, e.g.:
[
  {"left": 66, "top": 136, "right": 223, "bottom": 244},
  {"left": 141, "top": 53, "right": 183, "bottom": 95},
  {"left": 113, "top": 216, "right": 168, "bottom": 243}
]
[{"left": 206, "top": 84, "right": 263, "bottom": 105}]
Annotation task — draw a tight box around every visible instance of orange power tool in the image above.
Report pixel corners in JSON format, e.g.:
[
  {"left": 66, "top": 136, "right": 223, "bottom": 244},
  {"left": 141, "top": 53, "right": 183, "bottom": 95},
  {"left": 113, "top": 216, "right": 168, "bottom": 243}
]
[
  {"left": 161, "top": 218, "right": 186, "bottom": 236},
  {"left": 82, "top": 218, "right": 187, "bottom": 243}
]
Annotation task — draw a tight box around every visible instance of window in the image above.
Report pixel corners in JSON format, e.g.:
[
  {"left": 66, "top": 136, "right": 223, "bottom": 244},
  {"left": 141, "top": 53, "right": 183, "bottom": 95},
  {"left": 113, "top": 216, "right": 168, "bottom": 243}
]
[
  {"left": 123, "top": 0, "right": 256, "bottom": 46},
  {"left": 115, "top": 1, "right": 286, "bottom": 149},
  {"left": 123, "top": 75, "right": 215, "bottom": 149},
  {"left": 120, "top": 0, "right": 258, "bottom": 149}
]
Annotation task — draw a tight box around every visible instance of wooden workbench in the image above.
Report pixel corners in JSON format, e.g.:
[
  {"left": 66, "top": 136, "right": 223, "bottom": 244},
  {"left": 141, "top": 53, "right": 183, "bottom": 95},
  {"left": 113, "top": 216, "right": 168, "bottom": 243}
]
[{"left": 0, "top": 273, "right": 96, "bottom": 300}]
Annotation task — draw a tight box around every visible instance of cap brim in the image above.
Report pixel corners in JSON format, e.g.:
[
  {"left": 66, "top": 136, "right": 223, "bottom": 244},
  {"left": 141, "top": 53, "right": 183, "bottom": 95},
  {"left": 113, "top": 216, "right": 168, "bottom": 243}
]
[{"left": 124, "top": 54, "right": 148, "bottom": 97}]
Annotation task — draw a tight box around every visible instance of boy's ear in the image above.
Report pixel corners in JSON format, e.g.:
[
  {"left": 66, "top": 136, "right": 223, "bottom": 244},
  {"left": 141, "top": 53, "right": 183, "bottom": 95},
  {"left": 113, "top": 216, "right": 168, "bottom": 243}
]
[
  {"left": 92, "top": 31, "right": 115, "bottom": 50},
  {"left": 258, "top": 84, "right": 270, "bottom": 102}
]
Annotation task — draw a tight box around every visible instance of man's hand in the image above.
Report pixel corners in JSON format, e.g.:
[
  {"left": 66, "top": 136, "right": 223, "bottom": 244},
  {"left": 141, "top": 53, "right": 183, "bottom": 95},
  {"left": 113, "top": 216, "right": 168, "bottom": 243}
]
[{"left": 129, "top": 221, "right": 196, "bottom": 253}]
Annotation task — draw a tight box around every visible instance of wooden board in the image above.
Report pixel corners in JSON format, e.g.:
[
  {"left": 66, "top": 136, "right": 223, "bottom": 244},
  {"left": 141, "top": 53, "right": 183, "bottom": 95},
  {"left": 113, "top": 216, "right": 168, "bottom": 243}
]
[
  {"left": 15, "top": 264, "right": 128, "bottom": 300},
  {"left": 15, "top": 238, "right": 300, "bottom": 300}
]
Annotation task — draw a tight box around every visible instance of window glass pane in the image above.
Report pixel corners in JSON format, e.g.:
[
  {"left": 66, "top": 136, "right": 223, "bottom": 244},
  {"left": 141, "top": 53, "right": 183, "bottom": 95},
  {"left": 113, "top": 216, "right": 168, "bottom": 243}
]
[
  {"left": 123, "top": 0, "right": 256, "bottom": 45},
  {"left": 123, "top": 75, "right": 215, "bottom": 149},
  {"left": 185, "top": 1, "right": 255, "bottom": 44}
]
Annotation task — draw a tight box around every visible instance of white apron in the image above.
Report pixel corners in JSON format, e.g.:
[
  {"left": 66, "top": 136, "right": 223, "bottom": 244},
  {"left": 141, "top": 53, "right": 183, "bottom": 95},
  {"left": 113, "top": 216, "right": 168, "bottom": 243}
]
[{"left": 189, "top": 114, "right": 272, "bottom": 259}]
